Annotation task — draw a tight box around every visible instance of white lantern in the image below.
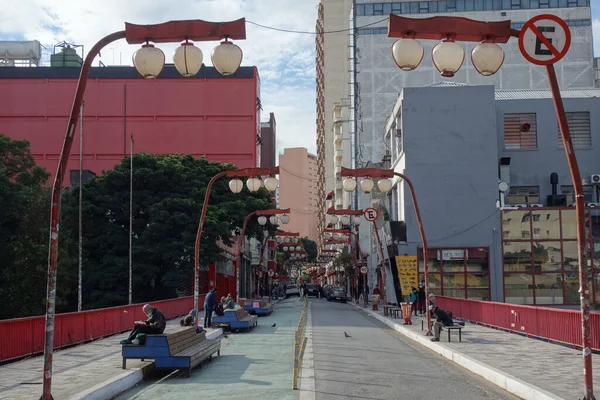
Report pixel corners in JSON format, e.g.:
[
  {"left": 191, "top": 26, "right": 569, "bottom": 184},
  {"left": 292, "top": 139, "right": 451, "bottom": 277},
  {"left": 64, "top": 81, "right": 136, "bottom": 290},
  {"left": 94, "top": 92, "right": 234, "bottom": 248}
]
[
  {"left": 329, "top": 215, "right": 339, "bottom": 225},
  {"left": 211, "top": 39, "right": 243, "bottom": 76},
  {"left": 377, "top": 178, "right": 393, "bottom": 193},
  {"left": 257, "top": 216, "right": 267, "bottom": 226},
  {"left": 354, "top": 216, "right": 361, "bottom": 226},
  {"left": 284, "top": 236, "right": 291, "bottom": 243},
  {"left": 246, "top": 177, "right": 262, "bottom": 192},
  {"left": 263, "top": 177, "right": 279, "bottom": 192},
  {"left": 391, "top": 38, "right": 424, "bottom": 71},
  {"left": 133, "top": 44, "right": 165, "bottom": 79},
  {"left": 432, "top": 39, "right": 465, "bottom": 78},
  {"left": 292, "top": 237, "right": 299, "bottom": 244},
  {"left": 269, "top": 215, "right": 279, "bottom": 225},
  {"left": 295, "top": 246, "right": 302, "bottom": 251},
  {"left": 340, "top": 215, "right": 351, "bottom": 225},
  {"left": 229, "top": 178, "right": 243, "bottom": 194},
  {"left": 360, "top": 178, "right": 375, "bottom": 193},
  {"left": 283, "top": 246, "right": 289, "bottom": 251},
  {"left": 471, "top": 42, "right": 504, "bottom": 76},
  {"left": 325, "top": 233, "right": 332, "bottom": 240},
  {"left": 280, "top": 214, "right": 290, "bottom": 224},
  {"left": 332, "top": 233, "right": 340, "bottom": 240},
  {"left": 276, "top": 237, "right": 283, "bottom": 244},
  {"left": 342, "top": 178, "right": 357, "bottom": 192},
  {"left": 173, "top": 41, "right": 203, "bottom": 77}
]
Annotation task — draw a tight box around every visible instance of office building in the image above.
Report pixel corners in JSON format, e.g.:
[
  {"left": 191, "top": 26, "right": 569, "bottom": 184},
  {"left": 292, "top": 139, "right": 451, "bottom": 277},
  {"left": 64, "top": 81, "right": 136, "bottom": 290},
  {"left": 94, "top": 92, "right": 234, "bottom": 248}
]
[{"left": 261, "top": 113, "right": 277, "bottom": 168}]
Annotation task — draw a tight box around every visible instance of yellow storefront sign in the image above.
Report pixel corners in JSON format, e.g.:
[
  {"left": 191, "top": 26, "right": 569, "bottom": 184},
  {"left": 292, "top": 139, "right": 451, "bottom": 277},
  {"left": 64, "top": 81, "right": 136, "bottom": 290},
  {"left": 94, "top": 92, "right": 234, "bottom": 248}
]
[{"left": 395, "top": 256, "right": 418, "bottom": 295}]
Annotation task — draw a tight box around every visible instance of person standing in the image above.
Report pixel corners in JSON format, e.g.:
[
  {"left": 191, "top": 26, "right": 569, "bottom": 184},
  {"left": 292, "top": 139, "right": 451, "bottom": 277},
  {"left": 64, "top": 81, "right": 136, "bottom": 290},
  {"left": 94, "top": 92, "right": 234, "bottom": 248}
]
[
  {"left": 203, "top": 287, "right": 218, "bottom": 328},
  {"left": 409, "top": 287, "right": 418, "bottom": 316},
  {"left": 371, "top": 285, "right": 381, "bottom": 311},
  {"left": 417, "top": 285, "right": 426, "bottom": 315}
]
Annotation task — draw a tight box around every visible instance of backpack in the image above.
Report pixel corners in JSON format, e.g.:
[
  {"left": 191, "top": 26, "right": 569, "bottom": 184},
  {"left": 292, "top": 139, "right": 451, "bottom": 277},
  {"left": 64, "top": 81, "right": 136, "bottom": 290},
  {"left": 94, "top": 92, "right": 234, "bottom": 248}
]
[{"left": 214, "top": 303, "right": 225, "bottom": 316}]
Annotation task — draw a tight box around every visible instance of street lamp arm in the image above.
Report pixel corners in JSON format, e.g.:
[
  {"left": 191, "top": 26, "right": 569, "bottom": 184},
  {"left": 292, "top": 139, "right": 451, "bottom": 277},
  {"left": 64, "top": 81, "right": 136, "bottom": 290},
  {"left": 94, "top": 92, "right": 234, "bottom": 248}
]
[
  {"left": 326, "top": 206, "right": 363, "bottom": 216},
  {"left": 124, "top": 18, "right": 246, "bottom": 44},
  {"left": 256, "top": 208, "right": 290, "bottom": 216},
  {"left": 226, "top": 166, "right": 279, "bottom": 177}
]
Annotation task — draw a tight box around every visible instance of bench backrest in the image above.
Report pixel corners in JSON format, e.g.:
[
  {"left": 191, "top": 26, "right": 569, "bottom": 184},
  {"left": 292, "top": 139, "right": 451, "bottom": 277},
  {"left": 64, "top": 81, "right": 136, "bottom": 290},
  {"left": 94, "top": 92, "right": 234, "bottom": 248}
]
[
  {"left": 166, "top": 328, "right": 206, "bottom": 355},
  {"left": 235, "top": 308, "right": 250, "bottom": 320}
]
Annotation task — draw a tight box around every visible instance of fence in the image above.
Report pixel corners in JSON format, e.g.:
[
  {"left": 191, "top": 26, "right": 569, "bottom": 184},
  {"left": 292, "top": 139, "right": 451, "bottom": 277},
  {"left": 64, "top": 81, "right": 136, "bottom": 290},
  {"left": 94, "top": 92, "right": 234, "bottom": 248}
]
[
  {"left": 435, "top": 296, "right": 600, "bottom": 351},
  {"left": 0, "top": 294, "right": 204, "bottom": 363},
  {"left": 292, "top": 296, "right": 308, "bottom": 390}
]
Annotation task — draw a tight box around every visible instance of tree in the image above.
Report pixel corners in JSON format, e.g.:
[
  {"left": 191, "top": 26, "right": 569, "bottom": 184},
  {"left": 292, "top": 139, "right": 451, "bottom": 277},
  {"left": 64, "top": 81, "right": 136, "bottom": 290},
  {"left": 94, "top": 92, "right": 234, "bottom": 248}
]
[
  {"left": 300, "top": 237, "right": 317, "bottom": 262},
  {"left": 0, "top": 134, "right": 50, "bottom": 319},
  {"left": 59, "top": 153, "right": 275, "bottom": 310},
  {"left": 333, "top": 253, "right": 355, "bottom": 282}
]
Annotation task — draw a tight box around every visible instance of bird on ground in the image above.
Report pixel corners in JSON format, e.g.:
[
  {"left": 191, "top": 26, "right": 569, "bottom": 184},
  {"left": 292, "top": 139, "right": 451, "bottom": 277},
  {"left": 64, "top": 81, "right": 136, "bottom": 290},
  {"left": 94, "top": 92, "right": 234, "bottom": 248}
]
[
  {"left": 271, "top": 323, "right": 277, "bottom": 327},
  {"left": 344, "top": 332, "right": 351, "bottom": 338}
]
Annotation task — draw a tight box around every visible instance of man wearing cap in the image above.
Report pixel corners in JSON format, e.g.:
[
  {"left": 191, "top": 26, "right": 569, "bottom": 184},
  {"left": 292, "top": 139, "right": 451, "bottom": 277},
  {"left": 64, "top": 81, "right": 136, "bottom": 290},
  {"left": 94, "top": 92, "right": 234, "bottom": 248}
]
[
  {"left": 429, "top": 305, "right": 453, "bottom": 342},
  {"left": 120, "top": 304, "right": 166, "bottom": 344}
]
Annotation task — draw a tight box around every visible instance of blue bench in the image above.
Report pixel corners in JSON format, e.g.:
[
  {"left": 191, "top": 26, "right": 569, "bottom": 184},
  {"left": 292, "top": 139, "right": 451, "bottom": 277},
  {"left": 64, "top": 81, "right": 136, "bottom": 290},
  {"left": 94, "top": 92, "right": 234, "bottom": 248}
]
[
  {"left": 122, "top": 327, "right": 221, "bottom": 376},
  {"left": 243, "top": 299, "right": 273, "bottom": 316},
  {"left": 212, "top": 308, "right": 258, "bottom": 331}
]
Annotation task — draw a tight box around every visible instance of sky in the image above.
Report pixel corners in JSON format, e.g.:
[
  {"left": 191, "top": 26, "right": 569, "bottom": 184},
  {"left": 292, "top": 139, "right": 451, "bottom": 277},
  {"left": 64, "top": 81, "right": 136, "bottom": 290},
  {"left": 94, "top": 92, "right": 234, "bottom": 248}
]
[{"left": 0, "top": 0, "right": 599, "bottom": 160}]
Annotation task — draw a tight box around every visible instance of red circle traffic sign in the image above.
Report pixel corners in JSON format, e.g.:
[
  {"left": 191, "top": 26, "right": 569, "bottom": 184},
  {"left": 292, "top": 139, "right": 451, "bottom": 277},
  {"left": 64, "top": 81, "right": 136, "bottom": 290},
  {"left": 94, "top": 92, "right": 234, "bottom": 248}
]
[
  {"left": 360, "top": 266, "right": 368, "bottom": 275},
  {"left": 268, "top": 270, "right": 275, "bottom": 277},
  {"left": 518, "top": 14, "right": 571, "bottom": 66},
  {"left": 363, "top": 208, "right": 378, "bottom": 222}
]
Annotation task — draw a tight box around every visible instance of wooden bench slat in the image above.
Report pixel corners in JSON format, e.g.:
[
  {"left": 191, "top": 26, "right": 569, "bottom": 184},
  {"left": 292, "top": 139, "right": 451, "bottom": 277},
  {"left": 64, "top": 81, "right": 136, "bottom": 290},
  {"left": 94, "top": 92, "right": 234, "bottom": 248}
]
[
  {"left": 175, "top": 339, "right": 219, "bottom": 357},
  {"left": 170, "top": 334, "right": 206, "bottom": 355}
]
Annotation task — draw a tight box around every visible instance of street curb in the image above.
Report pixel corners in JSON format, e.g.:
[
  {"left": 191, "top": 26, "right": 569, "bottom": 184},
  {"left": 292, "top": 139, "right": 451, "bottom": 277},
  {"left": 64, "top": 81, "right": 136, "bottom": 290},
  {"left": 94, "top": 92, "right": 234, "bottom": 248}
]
[
  {"left": 70, "top": 328, "right": 223, "bottom": 400},
  {"left": 299, "top": 302, "right": 315, "bottom": 400},
  {"left": 351, "top": 303, "right": 564, "bottom": 400}
]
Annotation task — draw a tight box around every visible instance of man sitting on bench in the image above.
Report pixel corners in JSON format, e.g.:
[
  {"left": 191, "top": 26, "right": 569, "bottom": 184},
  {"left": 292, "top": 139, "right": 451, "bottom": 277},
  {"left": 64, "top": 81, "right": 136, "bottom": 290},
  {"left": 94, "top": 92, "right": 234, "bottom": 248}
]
[
  {"left": 429, "top": 305, "right": 453, "bottom": 342},
  {"left": 120, "top": 304, "right": 166, "bottom": 344}
]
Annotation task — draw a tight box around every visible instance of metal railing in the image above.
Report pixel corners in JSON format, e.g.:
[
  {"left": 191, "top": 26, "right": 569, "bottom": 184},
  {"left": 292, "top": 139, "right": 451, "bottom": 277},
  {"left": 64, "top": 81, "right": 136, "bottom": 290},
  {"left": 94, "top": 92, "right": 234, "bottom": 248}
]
[{"left": 292, "top": 296, "right": 309, "bottom": 390}]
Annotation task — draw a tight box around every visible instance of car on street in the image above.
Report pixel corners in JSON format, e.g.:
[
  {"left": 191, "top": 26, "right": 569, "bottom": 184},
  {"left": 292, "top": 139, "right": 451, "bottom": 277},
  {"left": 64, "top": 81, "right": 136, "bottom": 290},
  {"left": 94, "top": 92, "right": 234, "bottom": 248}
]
[
  {"left": 305, "top": 284, "right": 320, "bottom": 297},
  {"left": 323, "top": 284, "right": 333, "bottom": 298},
  {"left": 327, "top": 286, "right": 348, "bottom": 303},
  {"left": 285, "top": 284, "right": 300, "bottom": 298}
]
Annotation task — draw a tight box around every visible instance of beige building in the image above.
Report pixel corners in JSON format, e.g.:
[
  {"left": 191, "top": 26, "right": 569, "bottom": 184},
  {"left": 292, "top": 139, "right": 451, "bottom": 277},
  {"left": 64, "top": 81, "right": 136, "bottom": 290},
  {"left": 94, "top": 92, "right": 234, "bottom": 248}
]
[{"left": 278, "top": 148, "right": 319, "bottom": 242}]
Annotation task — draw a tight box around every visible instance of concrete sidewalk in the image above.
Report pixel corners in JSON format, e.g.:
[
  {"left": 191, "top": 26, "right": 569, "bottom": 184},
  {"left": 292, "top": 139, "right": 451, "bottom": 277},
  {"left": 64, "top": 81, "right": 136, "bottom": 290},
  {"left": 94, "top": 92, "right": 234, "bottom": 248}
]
[
  {"left": 0, "top": 320, "right": 221, "bottom": 400},
  {"left": 352, "top": 303, "right": 599, "bottom": 400}
]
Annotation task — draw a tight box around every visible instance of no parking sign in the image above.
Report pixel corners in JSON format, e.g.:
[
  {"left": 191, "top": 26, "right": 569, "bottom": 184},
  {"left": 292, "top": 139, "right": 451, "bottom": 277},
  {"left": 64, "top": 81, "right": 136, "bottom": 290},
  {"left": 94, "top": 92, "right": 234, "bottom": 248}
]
[{"left": 518, "top": 14, "right": 571, "bottom": 66}]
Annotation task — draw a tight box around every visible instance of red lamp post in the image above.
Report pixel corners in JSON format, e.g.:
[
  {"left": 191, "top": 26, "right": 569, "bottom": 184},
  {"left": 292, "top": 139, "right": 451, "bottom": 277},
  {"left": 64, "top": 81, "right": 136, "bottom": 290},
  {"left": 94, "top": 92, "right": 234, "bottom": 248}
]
[
  {"left": 194, "top": 166, "right": 279, "bottom": 325},
  {"left": 387, "top": 15, "right": 593, "bottom": 398},
  {"left": 41, "top": 18, "right": 246, "bottom": 400},
  {"left": 236, "top": 208, "right": 290, "bottom": 301},
  {"left": 340, "top": 167, "right": 431, "bottom": 335}
]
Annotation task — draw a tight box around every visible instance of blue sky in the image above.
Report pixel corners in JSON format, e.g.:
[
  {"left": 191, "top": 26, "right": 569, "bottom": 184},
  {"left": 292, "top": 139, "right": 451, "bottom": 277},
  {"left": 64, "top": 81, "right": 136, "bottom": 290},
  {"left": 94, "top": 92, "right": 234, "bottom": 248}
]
[{"left": 0, "top": 0, "right": 598, "bottom": 159}]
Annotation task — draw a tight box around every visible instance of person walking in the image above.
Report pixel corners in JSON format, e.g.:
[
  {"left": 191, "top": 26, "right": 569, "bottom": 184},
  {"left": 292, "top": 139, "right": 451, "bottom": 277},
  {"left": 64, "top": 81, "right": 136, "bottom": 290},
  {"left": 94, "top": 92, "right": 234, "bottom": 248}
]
[
  {"left": 203, "top": 287, "right": 218, "bottom": 328},
  {"left": 371, "top": 285, "right": 381, "bottom": 311},
  {"left": 409, "top": 287, "right": 418, "bottom": 316}
]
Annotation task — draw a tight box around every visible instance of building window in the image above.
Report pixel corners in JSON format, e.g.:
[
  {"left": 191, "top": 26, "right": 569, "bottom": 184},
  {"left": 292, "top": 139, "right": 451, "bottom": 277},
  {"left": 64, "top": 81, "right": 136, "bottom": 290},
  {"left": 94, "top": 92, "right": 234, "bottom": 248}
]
[
  {"left": 418, "top": 247, "right": 490, "bottom": 300},
  {"left": 560, "top": 185, "right": 595, "bottom": 204},
  {"left": 557, "top": 111, "right": 591, "bottom": 149},
  {"left": 504, "top": 113, "right": 537, "bottom": 149},
  {"left": 506, "top": 186, "right": 540, "bottom": 206}
]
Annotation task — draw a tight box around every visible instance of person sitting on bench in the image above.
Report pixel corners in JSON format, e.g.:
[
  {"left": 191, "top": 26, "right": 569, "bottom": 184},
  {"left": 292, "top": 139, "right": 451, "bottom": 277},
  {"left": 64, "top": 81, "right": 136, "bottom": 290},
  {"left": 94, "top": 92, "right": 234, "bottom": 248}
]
[
  {"left": 223, "top": 293, "right": 235, "bottom": 310},
  {"left": 429, "top": 305, "right": 453, "bottom": 342},
  {"left": 120, "top": 304, "right": 166, "bottom": 344}
]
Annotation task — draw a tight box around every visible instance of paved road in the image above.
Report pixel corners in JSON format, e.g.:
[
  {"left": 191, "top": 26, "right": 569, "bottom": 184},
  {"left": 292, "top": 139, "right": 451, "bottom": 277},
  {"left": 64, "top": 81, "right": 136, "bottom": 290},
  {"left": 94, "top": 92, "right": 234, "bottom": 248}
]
[
  {"left": 116, "top": 298, "right": 303, "bottom": 400},
  {"left": 310, "top": 299, "right": 518, "bottom": 400}
]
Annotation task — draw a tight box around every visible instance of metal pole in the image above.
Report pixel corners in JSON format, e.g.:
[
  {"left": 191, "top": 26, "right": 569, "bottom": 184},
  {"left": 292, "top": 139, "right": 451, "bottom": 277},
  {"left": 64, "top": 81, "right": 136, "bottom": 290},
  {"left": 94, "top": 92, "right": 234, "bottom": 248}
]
[
  {"left": 194, "top": 170, "right": 227, "bottom": 326},
  {"left": 129, "top": 134, "right": 134, "bottom": 305},
  {"left": 42, "top": 30, "right": 126, "bottom": 400},
  {"left": 546, "top": 64, "right": 594, "bottom": 400},
  {"left": 394, "top": 172, "right": 431, "bottom": 336},
  {"left": 77, "top": 101, "right": 84, "bottom": 312}
]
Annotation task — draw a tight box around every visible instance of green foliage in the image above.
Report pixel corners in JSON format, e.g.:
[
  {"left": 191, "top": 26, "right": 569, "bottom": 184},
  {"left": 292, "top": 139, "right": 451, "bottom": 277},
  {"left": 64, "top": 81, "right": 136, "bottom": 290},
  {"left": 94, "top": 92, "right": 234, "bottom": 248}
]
[
  {"left": 0, "top": 134, "right": 50, "bottom": 319},
  {"left": 300, "top": 237, "right": 317, "bottom": 262},
  {"left": 334, "top": 252, "right": 355, "bottom": 278},
  {"left": 59, "top": 153, "right": 274, "bottom": 310}
]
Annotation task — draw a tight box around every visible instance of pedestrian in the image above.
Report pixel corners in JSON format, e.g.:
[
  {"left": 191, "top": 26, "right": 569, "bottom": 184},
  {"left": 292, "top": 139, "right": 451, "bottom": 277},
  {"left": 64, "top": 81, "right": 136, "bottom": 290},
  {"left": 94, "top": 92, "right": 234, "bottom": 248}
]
[
  {"left": 409, "top": 287, "right": 418, "bottom": 316},
  {"left": 429, "top": 305, "right": 453, "bottom": 342},
  {"left": 417, "top": 285, "right": 426, "bottom": 315},
  {"left": 120, "top": 304, "right": 166, "bottom": 344},
  {"left": 371, "top": 285, "right": 380, "bottom": 311},
  {"left": 203, "top": 287, "right": 218, "bottom": 328}
]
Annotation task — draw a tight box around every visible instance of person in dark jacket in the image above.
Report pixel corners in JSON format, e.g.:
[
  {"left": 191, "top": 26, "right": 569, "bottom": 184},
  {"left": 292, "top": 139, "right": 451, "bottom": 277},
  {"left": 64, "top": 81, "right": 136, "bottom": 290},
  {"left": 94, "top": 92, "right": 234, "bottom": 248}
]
[
  {"left": 120, "top": 304, "right": 166, "bottom": 344},
  {"left": 204, "top": 287, "right": 218, "bottom": 328},
  {"left": 417, "top": 285, "right": 426, "bottom": 315},
  {"left": 430, "top": 305, "right": 453, "bottom": 342}
]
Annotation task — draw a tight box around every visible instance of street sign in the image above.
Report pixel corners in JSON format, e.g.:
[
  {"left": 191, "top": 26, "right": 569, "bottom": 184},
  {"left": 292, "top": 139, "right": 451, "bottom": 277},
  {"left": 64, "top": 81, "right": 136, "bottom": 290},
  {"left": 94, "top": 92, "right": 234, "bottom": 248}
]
[
  {"left": 363, "top": 207, "right": 378, "bottom": 222},
  {"left": 518, "top": 14, "right": 571, "bottom": 66},
  {"left": 360, "top": 266, "right": 368, "bottom": 275},
  {"left": 268, "top": 269, "right": 275, "bottom": 278}
]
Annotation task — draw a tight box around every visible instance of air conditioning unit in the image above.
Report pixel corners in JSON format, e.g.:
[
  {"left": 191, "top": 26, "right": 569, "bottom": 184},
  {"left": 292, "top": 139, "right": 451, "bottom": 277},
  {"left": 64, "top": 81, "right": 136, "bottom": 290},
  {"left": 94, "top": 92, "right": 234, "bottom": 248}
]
[
  {"left": 530, "top": 204, "right": 543, "bottom": 208},
  {"left": 587, "top": 203, "right": 600, "bottom": 207},
  {"left": 591, "top": 174, "right": 600, "bottom": 184}
]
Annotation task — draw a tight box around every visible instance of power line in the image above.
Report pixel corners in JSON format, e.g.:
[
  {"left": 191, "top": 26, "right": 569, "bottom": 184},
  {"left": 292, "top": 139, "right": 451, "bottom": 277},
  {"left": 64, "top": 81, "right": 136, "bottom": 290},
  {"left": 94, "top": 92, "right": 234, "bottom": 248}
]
[{"left": 246, "top": 17, "right": 389, "bottom": 35}]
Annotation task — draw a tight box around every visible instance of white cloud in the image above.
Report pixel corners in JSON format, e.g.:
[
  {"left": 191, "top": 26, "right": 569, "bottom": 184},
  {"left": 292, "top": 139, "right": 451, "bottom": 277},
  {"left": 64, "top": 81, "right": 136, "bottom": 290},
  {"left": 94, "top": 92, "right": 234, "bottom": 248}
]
[{"left": 0, "top": 0, "right": 318, "bottom": 156}]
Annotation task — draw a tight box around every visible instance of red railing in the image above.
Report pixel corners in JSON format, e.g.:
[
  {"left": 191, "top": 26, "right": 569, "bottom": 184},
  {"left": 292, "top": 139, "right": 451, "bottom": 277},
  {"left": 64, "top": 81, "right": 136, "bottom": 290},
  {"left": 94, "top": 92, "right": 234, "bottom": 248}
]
[
  {"left": 0, "top": 294, "right": 204, "bottom": 363},
  {"left": 436, "top": 296, "right": 600, "bottom": 351}
]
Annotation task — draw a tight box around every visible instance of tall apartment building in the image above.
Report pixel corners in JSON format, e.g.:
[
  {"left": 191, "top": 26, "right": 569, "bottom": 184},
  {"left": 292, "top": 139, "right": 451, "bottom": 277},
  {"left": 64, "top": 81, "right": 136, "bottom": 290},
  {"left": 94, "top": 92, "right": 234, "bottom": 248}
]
[
  {"left": 278, "top": 148, "right": 320, "bottom": 242},
  {"left": 260, "top": 112, "right": 277, "bottom": 168}
]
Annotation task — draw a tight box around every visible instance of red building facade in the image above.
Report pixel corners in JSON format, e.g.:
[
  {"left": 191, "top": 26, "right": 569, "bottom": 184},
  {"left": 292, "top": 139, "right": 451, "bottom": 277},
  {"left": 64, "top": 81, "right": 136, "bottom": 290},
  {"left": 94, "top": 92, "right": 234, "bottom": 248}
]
[{"left": 0, "top": 65, "right": 260, "bottom": 184}]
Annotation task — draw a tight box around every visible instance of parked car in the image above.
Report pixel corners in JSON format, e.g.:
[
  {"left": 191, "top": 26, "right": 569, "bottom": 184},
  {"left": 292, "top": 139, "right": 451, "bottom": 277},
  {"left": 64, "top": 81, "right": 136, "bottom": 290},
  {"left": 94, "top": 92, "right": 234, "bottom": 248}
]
[
  {"left": 285, "top": 284, "right": 300, "bottom": 298},
  {"left": 323, "top": 285, "right": 333, "bottom": 298},
  {"left": 327, "top": 286, "right": 348, "bottom": 303},
  {"left": 305, "top": 284, "right": 319, "bottom": 297}
]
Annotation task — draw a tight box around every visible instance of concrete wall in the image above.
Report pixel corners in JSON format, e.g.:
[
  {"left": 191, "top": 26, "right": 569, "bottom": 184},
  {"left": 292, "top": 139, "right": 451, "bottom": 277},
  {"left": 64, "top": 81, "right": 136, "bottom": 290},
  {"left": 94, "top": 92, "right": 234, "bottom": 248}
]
[{"left": 394, "top": 85, "right": 504, "bottom": 301}]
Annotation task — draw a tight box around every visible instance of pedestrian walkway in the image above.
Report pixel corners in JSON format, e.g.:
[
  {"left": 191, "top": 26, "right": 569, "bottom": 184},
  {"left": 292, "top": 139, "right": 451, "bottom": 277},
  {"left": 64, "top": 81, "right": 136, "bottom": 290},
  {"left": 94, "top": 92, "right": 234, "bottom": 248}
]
[
  {"left": 353, "top": 303, "right": 600, "bottom": 400},
  {"left": 0, "top": 319, "right": 220, "bottom": 400},
  {"left": 116, "top": 298, "right": 305, "bottom": 400}
]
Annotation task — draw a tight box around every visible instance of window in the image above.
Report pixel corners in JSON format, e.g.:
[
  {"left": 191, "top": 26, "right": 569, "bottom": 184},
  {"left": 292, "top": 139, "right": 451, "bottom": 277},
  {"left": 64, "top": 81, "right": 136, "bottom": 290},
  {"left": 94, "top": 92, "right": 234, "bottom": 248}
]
[
  {"left": 557, "top": 112, "right": 591, "bottom": 149},
  {"left": 373, "top": 3, "right": 384, "bottom": 14},
  {"left": 506, "top": 186, "right": 540, "bottom": 206},
  {"left": 560, "top": 185, "right": 595, "bottom": 204},
  {"left": 504, "top": 113, "right": 538, "bottom": 149}
]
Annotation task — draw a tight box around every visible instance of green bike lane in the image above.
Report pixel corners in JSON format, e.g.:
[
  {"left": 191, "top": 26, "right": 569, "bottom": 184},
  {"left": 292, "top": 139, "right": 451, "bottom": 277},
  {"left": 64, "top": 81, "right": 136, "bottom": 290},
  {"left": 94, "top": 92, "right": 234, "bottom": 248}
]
[{"left": 116, "top": 298, "right": 304, "bottom": 400}]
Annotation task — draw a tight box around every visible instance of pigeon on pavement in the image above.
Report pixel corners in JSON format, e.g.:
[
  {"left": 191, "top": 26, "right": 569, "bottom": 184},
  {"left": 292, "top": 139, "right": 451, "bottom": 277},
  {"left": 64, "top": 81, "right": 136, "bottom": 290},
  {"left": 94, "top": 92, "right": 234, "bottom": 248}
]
[
  {"left": 344, "top": 332, "right": 351, "bottom": 338},
  {"left": 272, "top": 323, "right": 277, "bottom": 327}
]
